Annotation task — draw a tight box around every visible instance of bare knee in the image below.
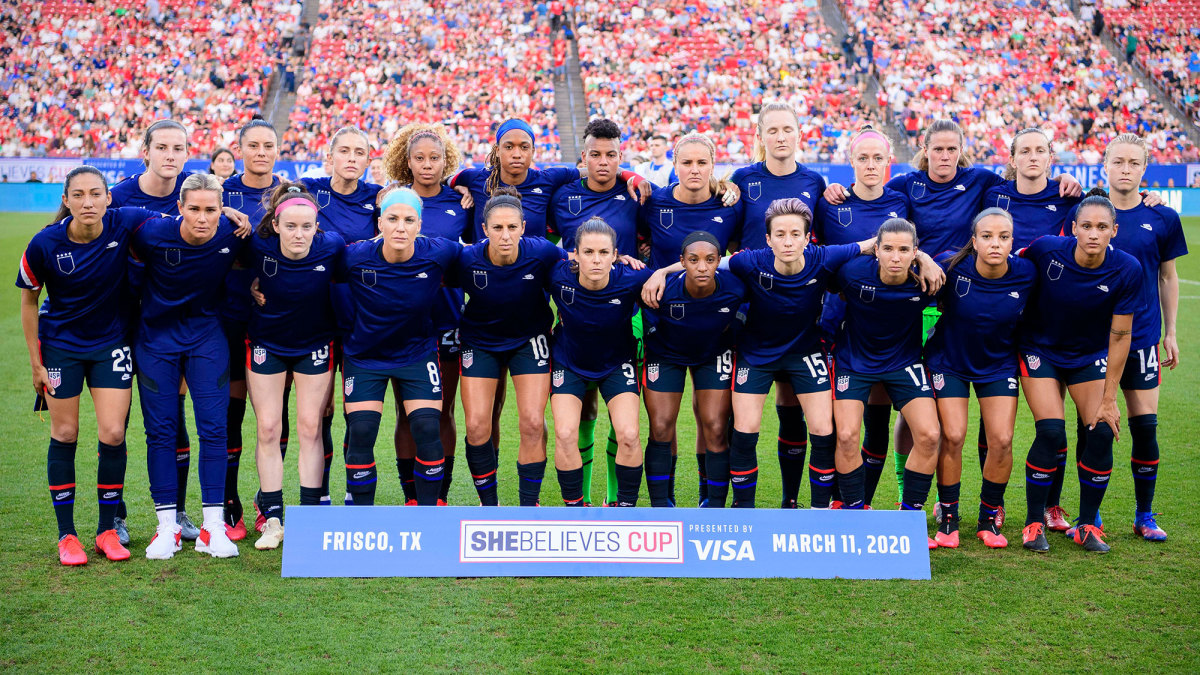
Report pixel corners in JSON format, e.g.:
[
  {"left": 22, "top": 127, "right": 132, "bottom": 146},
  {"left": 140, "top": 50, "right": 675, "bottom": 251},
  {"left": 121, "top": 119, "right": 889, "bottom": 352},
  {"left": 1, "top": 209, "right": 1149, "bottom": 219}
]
[
  {"left": 296, "top": 414, "right": 320, "bottom": 441},
  {"left": 97, "top": 423, "right": 126, "bottom": 446},
  {"left": 517, "top": 415, "right": 544, "bottom": 443},
  {"left": 51, "top": 422, "right": 79, "bottom": 444},
  {"left": 257, "top": 419, "right": 283, "bottom": 444},
  {"left": 615, "top": 426, "right": 640, "bottom": 450},
  {"left": 648, "top": 418, "right": 676, "bottom": 443}
]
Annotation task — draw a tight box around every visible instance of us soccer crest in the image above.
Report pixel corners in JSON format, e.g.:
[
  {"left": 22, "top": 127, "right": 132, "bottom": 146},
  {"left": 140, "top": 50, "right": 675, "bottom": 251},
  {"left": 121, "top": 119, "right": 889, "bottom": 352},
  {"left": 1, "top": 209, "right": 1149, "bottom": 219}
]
[
  {"left": 462, "top": 350, "right": 474, "bottom": 369},
  {"left": 647, "top": 364, "right": 659, "bottom": 383},
  {"left": 955, "top": 276, "right": 971, "bottom": 297},
  {"left": 836, "top": 375, "right": 849, "bottom": 392},
  {"left": 227, "top": 191, "right": 244, "bottom": 210},
  {"left": 932, "top": 373, "right": 944, "bottom": 391},
  {"left": 747, "top": 181, "right": 762, "bottom": 201},
  {"left": 165, "top": 248, "right": 182, "bottom": 266},
  {"left": 344, "top": 377, "right": 355, "bottom": 396},
  {"left": 859, "top": 285, "right": 876, "bottom": 302},
  {"left": 568, "top": 194, "right": 582, "bottom": 215},
  {"left": 837, "top": 207, "right": 853, "bottom": 227},
  {"left": 1026, "top": 354, "right": 1041, "bottom": 371},
  {"left": 995, "top": 194, "right": 1011, "bottom": 212},
  {"left": 552, "top": 370, "right": 565, "bottom": 387},
  {"left": 317, "top": 190, "right": 332, "bottom": 208},
  {"left": 252, "top": 346, "right": 267, "bottom": 365},
  {"left": 910, "top": 181, "right": 927, "bottom": 199},
  {"left": 55, "top": 252, "right": 75, "bottom": 275},
  {"left": 473, "top": 270, "right": 488, "bottom": 289},
  {"left": 262, "top": 257, "right": 278, "bottom": 277},
  {"left": 47, "top": 368, "right": 62, "bottom": 389},
  {"left": 736, "top": 367, "right": 749, "bottom": 385},
  {"left": 1047, "top": 260, "right": 1064, "bottom": 281},
  {"left": 660, "top": 208, "right": 674, "bottom": 229}
]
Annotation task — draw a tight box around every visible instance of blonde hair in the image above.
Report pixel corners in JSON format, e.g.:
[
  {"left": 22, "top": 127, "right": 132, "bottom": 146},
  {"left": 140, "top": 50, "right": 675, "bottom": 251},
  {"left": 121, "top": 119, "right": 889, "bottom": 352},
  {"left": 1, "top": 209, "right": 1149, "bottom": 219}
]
[
  {"left": 1002, "top": 128, "right": 1051, "bottom": 180},
  {"left": 914, "top": 119, "right": 970, "bottom": 172},
  {"left": 1103, "top": 133, "right": 1149, "bottom": 165},
  {"left": 673, "top": 132, "right": 716, "bottom": 163},
  {"left": 751, "top": 102, "right": 800, "bottom": 163},
  {"left": 179, "top": 173, "right": 224, "bottom": 205},
  {"left": 382, "top": 123, "right": 464, "bottom": 186},
  {"left": 329, "top": 126, "right": 371, "bottom": 155}
]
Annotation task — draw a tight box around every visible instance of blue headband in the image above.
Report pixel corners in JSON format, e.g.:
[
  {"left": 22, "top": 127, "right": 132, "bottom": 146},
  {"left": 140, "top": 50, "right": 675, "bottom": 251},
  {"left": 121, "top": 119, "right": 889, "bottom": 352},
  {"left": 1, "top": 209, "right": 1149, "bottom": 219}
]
[
  {"left": 380, "top": 189, "right": 422, "bottom": 218},
  {"left": 496, "top": 119, "right": 535, "bottom": 144}
]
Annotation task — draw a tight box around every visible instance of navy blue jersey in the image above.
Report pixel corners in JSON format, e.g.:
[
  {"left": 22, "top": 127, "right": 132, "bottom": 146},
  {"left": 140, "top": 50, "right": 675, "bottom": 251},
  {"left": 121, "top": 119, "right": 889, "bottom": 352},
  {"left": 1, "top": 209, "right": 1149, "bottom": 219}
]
[
  {"left": 300, "top": 177, "right": 382, "bottom": 243},
  {"left": 830, "top": 256, "right": 933, "bottom": 373},
  {"left": 452, "top": 166, "right": 579, "bottom": 240},
  {"left": 109, "top": 172, "right": 196, "bottom": 216},
  {"left": 547, "top": 179, "right": 640, "bottom": 256},
  {"left": 549, "top": 262, "right": 655, "bottom": 378},
  {"left": 1108, "top": 203, "right": 1189, "bottom": 349},
  {"left": 454, "top": 237, "right": 566, "bottom": 351},
  {"left": 812, "top": 187, "right": 909, "bottom": 246},
  {"left": 243, "top": 230, "right": 343, "bottom": 356},
  {"left": 418, "top": 185, "right": 474, "bottom": 331},
  {"left": 924, "top": 253, "right": 1036, "bottom": 380},
  {"left": 642, "top": 269, "right": 745, "bottom": 365},
  {"left": 337, "top": 236, "right": 460, "bottom": 369},
  {"left": 1019, "top": 236, "right": 1141, "bottom": 368},
  {"left": 220, "top": 173, "right": 281, "bottom": 323},
  {"left": 730, "top": 244, "right": 861, "bottom": 365},
  {"left": 885, "top": 167, "right": 1004, "bottom": 257},
  {"left": 131, "top": 215, "right": 247, "bottom": 351},
  {"left": 731, "top": 162, "right": 826, "bottom": 250},
  {"left": 982, "top": 179, "right": 1080, "bottom": 250},
  {"left": 16, "top": 207, "right": 160, "bottom": 350},
  {"left": 639, "top": 185, "right": 744, "bottom": 270}
]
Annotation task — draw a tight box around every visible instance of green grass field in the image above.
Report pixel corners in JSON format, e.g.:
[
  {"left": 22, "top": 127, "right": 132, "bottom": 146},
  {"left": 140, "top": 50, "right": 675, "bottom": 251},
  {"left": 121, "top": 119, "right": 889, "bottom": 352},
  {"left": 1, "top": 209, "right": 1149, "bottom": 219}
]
[{"left": 2, "top": 213, "right": 1198, "bottom": 672}]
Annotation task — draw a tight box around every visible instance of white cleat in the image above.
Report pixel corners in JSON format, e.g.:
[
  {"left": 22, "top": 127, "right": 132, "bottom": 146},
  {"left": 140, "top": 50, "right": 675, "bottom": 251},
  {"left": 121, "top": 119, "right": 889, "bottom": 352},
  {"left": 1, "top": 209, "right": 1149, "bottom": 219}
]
[
  {"left": 254, "top": 518, "right": 284, "bottom": 550},
  {"left": 196, "top": 523, "right": 240, "bottom": 558},
  {"left": 145, "top": 524, "right": 183, "bottom": 560}
]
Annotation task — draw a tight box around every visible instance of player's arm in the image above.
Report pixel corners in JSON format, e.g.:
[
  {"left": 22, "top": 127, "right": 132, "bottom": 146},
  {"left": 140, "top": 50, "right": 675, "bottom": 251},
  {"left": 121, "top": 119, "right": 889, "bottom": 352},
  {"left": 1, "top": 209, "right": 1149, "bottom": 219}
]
[
  {"left": 641, "top": 262, "right": 685, "bottom": 307},
  {"left": 911, "top": 248, "right": 944, "bottom": 294},
  {"left": 20, "top": 288, "right": 52, "bottom": 396},
  {"left": 1091, "top": 313, "right": 1134, "bottom": 441},
  {"left": 1159, "top": 258, "right": 1180, "bottom": 369}
]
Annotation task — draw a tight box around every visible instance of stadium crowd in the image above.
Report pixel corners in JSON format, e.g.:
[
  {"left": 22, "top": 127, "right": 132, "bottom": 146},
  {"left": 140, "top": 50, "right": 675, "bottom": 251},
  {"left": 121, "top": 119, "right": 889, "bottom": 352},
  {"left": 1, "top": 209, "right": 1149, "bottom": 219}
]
[
  {"left": 1100, "top": 0, "right": 1200, "bottom": 128},
  {"left": 0, "top": 0, "right": 297, "bottom": 157}
]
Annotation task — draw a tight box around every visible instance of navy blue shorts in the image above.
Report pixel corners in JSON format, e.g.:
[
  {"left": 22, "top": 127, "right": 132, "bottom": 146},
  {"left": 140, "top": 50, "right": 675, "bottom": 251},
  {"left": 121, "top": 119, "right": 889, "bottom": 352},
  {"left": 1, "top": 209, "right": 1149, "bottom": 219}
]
[
  {"left": 247, "top": 340, "right": 336, "bottom": 376},
  {"left": 461, "top": 334, "right": 551, "bottom": 379},
  {"left": 437, "top": 328, "right": 461, "bottom": 359},
  {"left": 833, "top": 361, "right": 934, "bottom": 410},
  {"left": 930, "top": 371, "right": 1019, "bottom": 399},
  {"left": 552, "top": 360, "right": 639, "bottom": 402},
  {"left": 1019, "top": 352, "right": 1106, "bottom": 386},
  {"left": 343, "top": 352, "right": 443, "bottom": 404},
  {"left": 221, "top": 319, "right": 248, "bottom": 383},
  {"left": 1121, "top": 345, "right": 1161, "bottom": 391},
  {"left": 734, "top": 351, "right": 831, "bottom": 396},
  {"left": 643, "top": 349, "right": 733, "bottom": 393},
  {"left": 40, "top": 340, "right": 133, "bottom": 399}
]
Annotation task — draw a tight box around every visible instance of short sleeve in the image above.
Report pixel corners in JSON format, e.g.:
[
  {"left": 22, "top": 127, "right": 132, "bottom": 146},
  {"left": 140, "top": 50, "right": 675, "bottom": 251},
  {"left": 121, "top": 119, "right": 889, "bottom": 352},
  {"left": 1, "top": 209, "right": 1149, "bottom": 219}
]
[
  {"left": 16, "top": 239, "right": 45, "bottom": 291},
  {"left": 1019, "top": 235, "right": 1053, "bottom": 260},
  {"left": 812, "top": 198, "right": 831, "bottom": 244},
  {"left": 828, "top": 260, "right": 853, "bottom": 294},
  {"left": 884, "top": 173, "right": 906, "bottom": 192},
  {"left": 978, "top": 168, "right": 1006, "bottom": 191},
  {"left": 728, "top": 199, "right": 746, "bottom": 249},
  {"left": 533, "top": 237, "right": 568, "bottom": 269},
  {"left": 1160, "top": 209, "right": 1188, "bottom": 262},
  {"left": 450, "top": 167, "right": 482, "bottom": 190},
  {"left": 130, "top": 219, "right": 156, "bottom": 262},
  {"left": 547, "top": 166, "right": 581, "bottom": 189},
  {"left": 726, "top": 249, "right": 753, "bottom": 279},
  {"left": 1114, "top": 256, "right": 1141, "bottom": 316},
  {"left": 825, "top": 242, "right": 862, "bottom": 271}
]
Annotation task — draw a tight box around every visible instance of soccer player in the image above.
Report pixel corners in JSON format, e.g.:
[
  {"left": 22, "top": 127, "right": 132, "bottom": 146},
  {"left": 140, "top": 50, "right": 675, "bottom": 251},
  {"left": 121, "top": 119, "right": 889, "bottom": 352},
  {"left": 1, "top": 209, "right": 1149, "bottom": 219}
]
[
  {"left": 244, "top": 184, "right": 342, "bottom": 549},
  {"left": 383, "top": 122, "right": 472, "bottom": 505},
  {"left": 730, "top": 102, "right": 829, "bottom": 509},
  {"left": 638, "top": 232, "right": 744, "bottom": 507},
  {"left": 18, "top": 167, "right": 161, "bottom": 565},
  {"left": 982, "top": 128, "right": 1080, "bottom": 250},
  {"left": 220, "top": 118, "right": 281, "bottom": 538},
  {"left": 924, "top": 209, "right": 1036, "bottom": 548},
  {"left": 455, "top": 189, "right": 566, "bottom": 506},
  {"left": 548, "top": 218, "right": 653, "bottom": 506},
  {"left": 338, "top": 187, "right": 458, "bottom": 506},
  {"left": 109, "top": 119, "right": 202, "bottom": 541},
  {"left": 132, "top": 173, "right": 253, "bottom": 560},
  {"left": 301, "top": 126, "right": 382, "bottom": 506},
  {"left": 1017, "top": 193, "right": 1140, "bottom": 554},
  {"left": 209, "top": 148, "right": 236, "bottom": 182},
  {"left": 1102, "top": 134, "right": 1187, "bottom": 541},
  {"left": 829, "top": 219, "right": 941, "bottom": 548}
]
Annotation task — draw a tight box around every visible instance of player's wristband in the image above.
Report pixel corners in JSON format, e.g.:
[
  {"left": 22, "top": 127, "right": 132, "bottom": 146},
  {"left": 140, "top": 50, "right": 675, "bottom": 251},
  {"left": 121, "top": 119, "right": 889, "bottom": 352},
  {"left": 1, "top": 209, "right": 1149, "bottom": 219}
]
[{"left": 619, "top": 170, "right": 645, "bottom": 190}]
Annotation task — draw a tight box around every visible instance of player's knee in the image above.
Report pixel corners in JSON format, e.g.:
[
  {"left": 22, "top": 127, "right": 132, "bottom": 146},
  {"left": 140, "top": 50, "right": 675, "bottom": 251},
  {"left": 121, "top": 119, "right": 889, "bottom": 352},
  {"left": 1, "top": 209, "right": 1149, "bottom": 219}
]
[
  {"left": 257, "top": 418, "right": 284, "bottom": 445},
  {"left": 295, "top": 413, "right": 321, "bottom": 442},
  {"left": 940, "top": 424, "right": 967, "bottom": 452},
  {"left": 465, "top": 416, "right": 493, "bottom": 445},
  {"left": 96, "top": 422, "right": 125, "bottom": 446},
  {"left": 615, "top": 426, "right": 640, "bottom": 450},
  {"left": 835, "top": 425, "right": 859, "bottom": 450},
  {"left": 700, "top": 418, "right": 727, "bottom": 448},
  {"left": 51, "top": 421, "right": 79, "bottom": 444},
  {"left": 648, "top": 417, "right": 676, "bottom": 444},
  {"left": 911, "top": 425, "right": 941, "bottom": 454},
  {"left": 517, "top": 414, "right": 544, "bottom": 443}
]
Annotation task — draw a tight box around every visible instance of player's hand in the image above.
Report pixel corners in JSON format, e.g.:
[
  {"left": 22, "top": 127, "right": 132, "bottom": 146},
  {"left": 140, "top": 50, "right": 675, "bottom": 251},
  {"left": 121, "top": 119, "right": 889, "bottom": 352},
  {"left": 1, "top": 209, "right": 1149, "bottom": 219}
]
[
  {"left": 1089, "top": 397, "right": 1122, "bottom": 442},
  {"left": 823, "top": 183, "right": 850, "bottom": 205},
  {"left": 250, "top": 277, "right": 266, "bottom": 306},
  {"left": 1141, "top": 190, "right": 1163, "bottom": 208},
  {"left": 32, "top": 363, "right": 53, "bottom": 397},
  {"left": 455, "top": 185, "right": 474, "bottom": 209},
  {"left": 1161, "top": 334, "right": 1180, "bottom": 370},
  {"left": 714, "top": 177, "right": 740, "bottom": 206},
  {"left": 641, "top": 269, "right": 668, "bottom": 308},
  {"left": 1056, "top": 173, "right": 1083, "bottom": 198},
  {"left": 912, "top": 251, "right": 945, "bottom": 294},
  {"left": 223, "top": 207, "right": 253, "bottom": 237},
  {"left": 638, "top": 241, "right": 651, "bottom": 260},
  {"left": 618, "top": 254, "right": 645, "bottom": 270},
  {"left": 629, "top": 178, "right": 652, "bottom": 204}
]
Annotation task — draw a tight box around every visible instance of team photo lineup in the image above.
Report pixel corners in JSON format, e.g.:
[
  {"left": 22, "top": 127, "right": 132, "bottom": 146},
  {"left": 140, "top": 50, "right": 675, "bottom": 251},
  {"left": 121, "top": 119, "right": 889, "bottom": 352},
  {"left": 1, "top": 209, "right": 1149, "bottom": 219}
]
[{"left": 21, "top": 102, "right": 1188, "bottom": 566}]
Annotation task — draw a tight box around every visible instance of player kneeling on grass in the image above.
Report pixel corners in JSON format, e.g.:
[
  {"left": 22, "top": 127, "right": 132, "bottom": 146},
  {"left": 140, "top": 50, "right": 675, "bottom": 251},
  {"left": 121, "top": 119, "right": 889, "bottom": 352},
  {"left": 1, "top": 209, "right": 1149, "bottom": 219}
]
[
  {"left": 924, "top": 209, "right": 1036, "bottom": 548},
  {"left": 548, "top": 218, "right": 651, "bottom": 506},
  {"left": 1017, "top": 192, "right": 1139, "bottom": 554},
  {"left": 132, "top": 173, "right": 254, "bottom": 559},
  {"left": 245, "top": 184, "right": 341, "bottom": 549},
  {"left": 18, "top": 167, "right": 168, "bottom": 565}
]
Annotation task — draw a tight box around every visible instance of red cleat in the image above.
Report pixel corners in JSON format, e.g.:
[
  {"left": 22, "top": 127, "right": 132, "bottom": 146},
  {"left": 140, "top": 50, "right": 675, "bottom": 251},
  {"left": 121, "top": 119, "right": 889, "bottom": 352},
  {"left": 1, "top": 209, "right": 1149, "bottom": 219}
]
[
  {"left": 830, "top": 500, "right": 845, "bottom": 510},
  {"left": 1044, "top": 505, "right": 1070, "bottom": 532},
  {"left": 225, "top": 517, "right": 248, "bottom": 542},
  {"left": 57, "top": 534, "right": 87, "bottom": 566},
  {"left": 975, "top": 519, "right": 1008, "bottom": 548},
  {"left": 436, "top": 499, "right": 448, "bottom": 506},
  {"left": 927, "top": 536, "right": 938, "bottom": 550},
  {"left": 94, "top": 529, "right": 131, "bottom": 561},
  {"left": 404, "top": 499, "right": 417, "bottom": 506},
  {"left": 253, "top": 501, "right": 266, "bottom": 533}
]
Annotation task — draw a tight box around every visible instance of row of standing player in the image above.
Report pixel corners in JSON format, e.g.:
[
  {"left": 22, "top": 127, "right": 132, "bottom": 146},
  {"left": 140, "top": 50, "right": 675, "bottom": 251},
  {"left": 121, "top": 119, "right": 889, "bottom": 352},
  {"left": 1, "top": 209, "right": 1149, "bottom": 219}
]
[{"left": 21, "top": 108, "right": 1183, "bottom": 564}]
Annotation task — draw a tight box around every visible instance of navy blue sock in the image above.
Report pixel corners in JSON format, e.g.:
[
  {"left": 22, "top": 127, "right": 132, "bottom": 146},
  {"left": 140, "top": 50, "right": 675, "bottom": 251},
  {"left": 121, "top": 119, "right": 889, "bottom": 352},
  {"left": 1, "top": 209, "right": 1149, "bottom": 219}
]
[
  {"left": 696, "top": 451, "right": 708, "bottom": 505},
  {"left": 808, "top": 432, "right": 836, "bottom": 507},
  {"left": 279, "top": 386, "right": 290, "bottom": 462},
  {"left": 299, "top": 485, "right": 322, "bottom": 505},
  {"left": 344, "top": 410, "right": 381, "bottom": 506},
  {"left": 977, "top": 422, "right": 989, "bottom": 473},
  {"left": 558, "top": 467, "right": 585, "bottom": 505},
  {"left": 861, "top": 403, "right": 891, "bottom": 503},
  {"left": 439, "top": 455, "right": 454, "bottom": 503},
  {"left": 260, "top": 489, "right": 284, "bottom": 522},
  {"left": 397, "top": 457, "right": 417, "bottom": 503},
  {"left": 465, "top": 440, "right": 499, "bottom": 506},
  {"left": 517, "top": 460, "right": 546, "bottom": 506},
  {"left": 776, "top": 405, "right": 807, "bottom": 504},
  {"left": 224, "top": 396, "right": 246, "bottom": 521},
  {"left": 1129, "top": 414, "right": 1159, "bottom": 513},
  {"left": 1025, "top": 419, "right": 1066, "bottom": 525},
  {"left": 668, "top": 454, "right": 677, "bottom": 506},
  {"left": 1077, "top": 422, "right": 1114, "bottom": 526},
  {"left": 320, "top": 413, "right": 333, "bottom": 503},
  {"left": 408, "top": 408, "right": 445, "bottom": 506},
  {"left": 704, "top": 450, "right": 730, "bottom": 508},
  {"left": 644, "top": 440, "right": 673, "bottom": 506},
  {"left": 48, "top": 439, "right": 77, "bottom": 539},
  {"left": 836, "top": 464, "right": 866, "bottom": 509},
  {"left": 978, "top": 478, "right": 1007, "bottom": 524},
  {"left": 96, "top": 441, "right": 126, "bottom": 534},
  {"left": 900, "top": 468, "right": 934, "bottom": 512},
  {"left": 174, "top": 394, "right": 190, "bottom": 509},
  {"left": 937, "top": 481, "right": 960, "bottom": 520},
  {"left": 1046, "top": 417, "right": 1083, "bottom": 508},
  {"left": 615, "top": 463, "right": 643, "bottom": 507},
  {"left": 729, "top": 430, "right": 759, "bottom": 508}
]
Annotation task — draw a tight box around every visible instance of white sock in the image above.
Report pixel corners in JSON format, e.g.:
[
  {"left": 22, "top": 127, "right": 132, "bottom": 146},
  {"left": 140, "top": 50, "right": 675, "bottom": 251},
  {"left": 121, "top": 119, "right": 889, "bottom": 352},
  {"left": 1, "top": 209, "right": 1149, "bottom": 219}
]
[
  {"left": 156, "top": 507, "right": 177, "bottom": 529},
  {"left": 202, "top": 505, "right": 224, "bottom": 529}
]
